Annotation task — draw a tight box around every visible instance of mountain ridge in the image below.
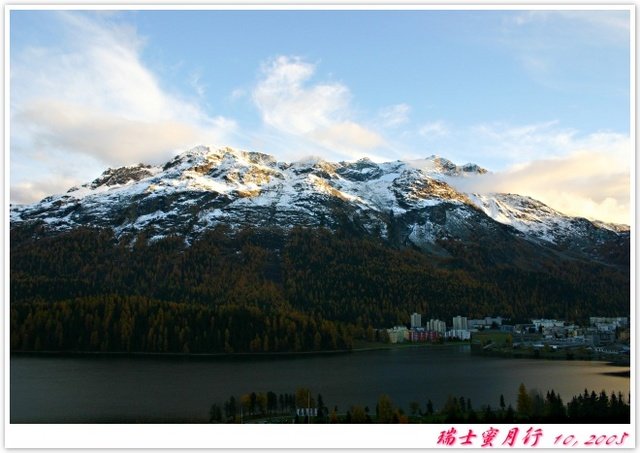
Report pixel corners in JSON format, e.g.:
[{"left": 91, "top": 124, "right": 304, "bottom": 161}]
[{"left": 10, "top": 145, "right": 629, "bottom": 266}]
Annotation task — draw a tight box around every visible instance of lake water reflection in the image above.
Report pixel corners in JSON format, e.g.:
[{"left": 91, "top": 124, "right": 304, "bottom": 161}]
[{"left": 10, "top": 345, "right": 630, "bottom": 423}]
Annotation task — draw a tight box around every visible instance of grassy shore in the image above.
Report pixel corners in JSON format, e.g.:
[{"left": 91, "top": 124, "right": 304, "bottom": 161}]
[
  {"left": 11, "top": 339, "right": 470, "bottom": 360},
  {"left": 472, "top": 346, "right": 630, "bottom": 365},
  {"left": 10, "top": 340, "right": 465, "bottom": 360}
]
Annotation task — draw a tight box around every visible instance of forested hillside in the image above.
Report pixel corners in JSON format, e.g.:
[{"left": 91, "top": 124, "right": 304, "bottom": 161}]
[{"left": 10, "top": 224, "right": 629, "bottom": 353}]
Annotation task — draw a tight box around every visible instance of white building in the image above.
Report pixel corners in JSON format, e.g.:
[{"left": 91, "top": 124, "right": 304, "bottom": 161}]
[
  {"left": 447, "top": 329, "right": 471, "bottom": 340},
  {"left": 595, "top": 323, "right": 616, "bottom": 333},
  {"left": 427, "top": 319, "right": 446, "bottom": 335},
  {"left": 532, "top": 319, "right": 564, "bottom": 330},
  {"left": 468, "top": 319, "right": 486, "bottom": 329},
  {"left": 589, "top": 317, "right": 628, "bottom": 328},
  {"left": 410, "top": 312, "right": 422, "bottom": 329},
  {"left": 386, "top": 326, "right": 409, "bottom": 344},
  {"left": 453, "top": 315, "right": 468, "bottom": 331},
  {"left": 469, "top": 317, "right": 503, "bottom": 329},
  {"left": 484, "top": 316, "right": 503, "bottom": 327}
]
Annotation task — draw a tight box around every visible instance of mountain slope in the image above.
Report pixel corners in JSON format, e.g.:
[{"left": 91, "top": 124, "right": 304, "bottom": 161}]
[{"left": 10, "top": 146, "right": 630, "bottom": 352}]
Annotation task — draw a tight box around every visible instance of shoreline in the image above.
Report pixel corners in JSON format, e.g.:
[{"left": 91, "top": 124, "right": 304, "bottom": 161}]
[
  {"left": 10, "top": 341, "right": 630, "bottom": 368},
  {"left": 10, "top": 341, "right": 459, "bottom": 360},
  {"left": 471, "top": 348, "right": 630, "bottom": 366}
]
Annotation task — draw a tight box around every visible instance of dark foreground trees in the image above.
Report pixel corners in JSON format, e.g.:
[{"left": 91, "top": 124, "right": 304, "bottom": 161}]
[{"left": 209, "top": 384, "right": 630, "bottom": 424}]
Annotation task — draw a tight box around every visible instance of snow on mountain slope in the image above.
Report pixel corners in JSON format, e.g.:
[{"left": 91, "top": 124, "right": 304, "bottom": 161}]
[
  {"left": 11, "top": 146, "right": 628, "bottom": 253},
  {"left": 466, "top": 193, "right": 577, "bottom": 244},
  {"left": 466, "top": 193, "right": 628, "bottom": 244},
  {"left": 406, "top": 155, "right": 488, "bottom": 177}
]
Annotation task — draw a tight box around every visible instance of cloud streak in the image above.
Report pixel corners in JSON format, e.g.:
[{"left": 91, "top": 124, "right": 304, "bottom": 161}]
[
  {"left": 11, "top": 11, "right": 236, "bottom": 203},
  {"left": 508, "top": 11, "right": 629, "bottom": 92},
  {"left": 10, "top": 177, "right": 82, "bottom": 206},
  {"left": 15, "top": 99, "right": 234, "bottom": 165},
  {"left": 419, "top": 121, "right": 449, "bottom": 139},
  {"left": 378, "top": 103, "right": 411, "bottom": 128},
  {"left": 449, "top": 133, "right": 631, "bottom": 225},
  {"left": 508, "top": 10, "right": 630, "bottom": 42},
  {"left": 252, "top": 56, "right": 385, "bottom": 159}
]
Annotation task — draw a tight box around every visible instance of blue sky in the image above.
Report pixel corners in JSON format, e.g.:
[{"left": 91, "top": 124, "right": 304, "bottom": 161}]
[{"left": 10, "top": 8, "right": 631, "bottom": 223}]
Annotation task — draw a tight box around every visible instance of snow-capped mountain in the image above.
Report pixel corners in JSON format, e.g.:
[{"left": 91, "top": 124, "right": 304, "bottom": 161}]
[{"left": 10, "top": 145, "right": 628, "bottom": 262}]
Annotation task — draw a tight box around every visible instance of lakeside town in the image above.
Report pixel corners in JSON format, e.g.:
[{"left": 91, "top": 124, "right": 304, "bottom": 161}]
[{"left": 383, "top": 313, "right": 630, "bottom": 360}]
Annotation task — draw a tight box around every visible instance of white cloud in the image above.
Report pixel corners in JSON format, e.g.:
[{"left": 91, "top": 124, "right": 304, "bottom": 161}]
[
  {"left": 378, "top": 103, "right": 411, "bottom": 128},
  {"left": 450, "top": 131, "right": 631, "bottom": 224},
  {"left": 230, "top": 88, "right": 247, "bottom": 101},
  {"left": 252, "top": 56, "right": 384, "bottom": 158},
  {"left": 423, "top": 119, "right": 631, "bottom": 224},
  {"left": 311, "top": 121, "right": 385, "bottom": 151},
  {"left": 519, "top": 55, "right": 550, "bottom": 75},
  {"left": 15, "top": 99, "right": 233, "bottom": 165},
  {"left": 11, "top": 177, "right": 82, "bottom": 205},
  {"left": 500, "top": 11, "right": 629, "bottom": 89},
  {"left": 11, "top": 11, "right": 236, "bottom": 182},
  {"left": 418, "top": 121, "right": 449, "bottom": 139},
  {"left": 508, "top": 10, "right": 629, "bottom": 40},
  {"left": 469, "top": 120, "right": 581, "bottom": 162},
  {"left": 189, "top": 71, "right": 206, "bottom": 98}
]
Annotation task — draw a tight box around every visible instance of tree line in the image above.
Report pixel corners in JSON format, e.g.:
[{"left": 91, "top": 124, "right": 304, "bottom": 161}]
[
  {"left": 10, "top": 296, "right": 353, "bottom": 353},
  {"left": 209, "top": 388, "right": 327, "bottom": 423},
  {"left": 208, "top": 384, "right": 630, "bottom": 424}
]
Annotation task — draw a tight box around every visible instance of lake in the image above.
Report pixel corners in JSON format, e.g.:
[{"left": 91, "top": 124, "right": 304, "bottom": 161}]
[{"left": 10, "top": 345, "right": 630, "bottom": 423}]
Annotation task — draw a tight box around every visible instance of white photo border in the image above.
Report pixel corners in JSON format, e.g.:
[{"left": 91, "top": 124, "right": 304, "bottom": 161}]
[{"left": 3, "top": 2, "right": 636, "bottom": 449}]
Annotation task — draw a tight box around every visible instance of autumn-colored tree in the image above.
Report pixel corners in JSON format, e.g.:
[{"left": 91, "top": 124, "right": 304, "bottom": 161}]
[
  {"left": 350, "top": 405, "right": 367, "bottom": 423},
  {"left": 517, "top": 383, "right": 532, "bottom": 419},
  {"left": 295, "top": 388, "right": 315, "bottom": 410},
  {"left": 376, "top": 394, "right": 395, "bottom": 423}
]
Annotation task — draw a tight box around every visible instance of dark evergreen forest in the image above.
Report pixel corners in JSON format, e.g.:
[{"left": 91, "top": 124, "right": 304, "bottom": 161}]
[
  {"left": 10, "top": 223, "right": 629, "bottom": 353},
  {"left": 208, "top": 384, "right": 631, "bottom": 425}
]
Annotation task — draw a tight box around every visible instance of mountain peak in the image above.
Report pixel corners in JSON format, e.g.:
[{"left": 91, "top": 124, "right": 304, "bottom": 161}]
[
  {"left": 460, "top": 163, "right": 487, "bottom": 174},
  {"left": 85, "top": 163, "right": 159, "bottom": 191},
  {"left": 406, "top": 155, "right": 486, "bottom": 176}
]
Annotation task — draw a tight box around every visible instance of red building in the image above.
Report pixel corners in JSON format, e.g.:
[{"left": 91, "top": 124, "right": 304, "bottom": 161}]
[{"left": 409, "top": 329, "right": 440, "bottom": 343}]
